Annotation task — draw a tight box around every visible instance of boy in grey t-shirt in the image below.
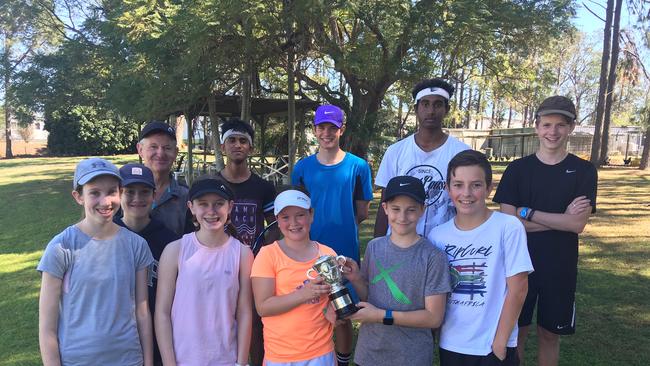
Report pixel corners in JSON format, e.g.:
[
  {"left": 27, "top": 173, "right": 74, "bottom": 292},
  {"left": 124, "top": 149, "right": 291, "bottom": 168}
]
[{"left": 344, "top": 176, "right": 451, "bottom": 366}]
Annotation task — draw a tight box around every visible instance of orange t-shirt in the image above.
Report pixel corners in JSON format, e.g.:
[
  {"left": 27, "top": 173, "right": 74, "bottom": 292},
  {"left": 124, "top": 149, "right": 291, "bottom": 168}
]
[{"left": 251, "top": 241, "right": 335, "bottom": 362}]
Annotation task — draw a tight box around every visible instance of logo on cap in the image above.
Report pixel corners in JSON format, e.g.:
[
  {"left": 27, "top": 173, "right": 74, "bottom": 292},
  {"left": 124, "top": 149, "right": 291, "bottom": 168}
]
[
  {"left": 131, "top": 167, "right": 143, "bottom": 176},
  {"left": 91, "top": 161, "right": 107, "bottom": 169}
]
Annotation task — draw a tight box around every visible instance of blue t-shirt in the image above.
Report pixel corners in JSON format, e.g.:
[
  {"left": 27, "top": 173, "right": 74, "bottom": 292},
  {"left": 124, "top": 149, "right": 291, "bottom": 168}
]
[{"left": 291, "top": 152, "right": 373, "bottom": 261}]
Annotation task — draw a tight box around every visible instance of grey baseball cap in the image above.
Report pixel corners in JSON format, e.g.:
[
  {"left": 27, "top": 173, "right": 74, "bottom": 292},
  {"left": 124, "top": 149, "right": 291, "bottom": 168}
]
[
  {"left": 536, "top": 96, "right": 577, "bottom": 120},
  {"left": 73, "top": 158, "right": 121, "bottom": 190}
]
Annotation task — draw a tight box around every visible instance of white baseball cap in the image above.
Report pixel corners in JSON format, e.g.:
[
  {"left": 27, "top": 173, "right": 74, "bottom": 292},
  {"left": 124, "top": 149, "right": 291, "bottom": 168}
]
[{"left": 274, "top": 189, "right": 311, "bottom": 216}]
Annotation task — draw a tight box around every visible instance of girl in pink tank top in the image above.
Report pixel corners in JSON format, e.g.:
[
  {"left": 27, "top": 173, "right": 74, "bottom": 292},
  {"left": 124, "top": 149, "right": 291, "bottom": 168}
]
[{"left": 155, "top": 178, "right": 254, "bottom": 366}]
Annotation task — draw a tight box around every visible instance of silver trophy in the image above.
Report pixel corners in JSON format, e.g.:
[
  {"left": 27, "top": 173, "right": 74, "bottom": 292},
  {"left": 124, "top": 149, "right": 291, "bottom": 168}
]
[{"left": 306, "top": 255, "right": 359, "bottom": 319}]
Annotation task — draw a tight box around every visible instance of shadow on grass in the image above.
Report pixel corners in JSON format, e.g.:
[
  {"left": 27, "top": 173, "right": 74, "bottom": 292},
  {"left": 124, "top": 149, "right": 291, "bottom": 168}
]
[
  {"left": 0, "top": 155, "right": 138, "bottom": 170},
  {"left": 0, "top": 179, "right": 79, "bottom": 255},
  {"left": 0, "top": 264, "right": 41, "bottom": 366}
]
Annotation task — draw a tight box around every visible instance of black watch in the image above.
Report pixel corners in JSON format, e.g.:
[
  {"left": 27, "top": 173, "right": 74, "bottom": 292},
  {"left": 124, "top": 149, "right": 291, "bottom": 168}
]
[{"left": 383, "top": 309, "right": 394, "bottom": 325}]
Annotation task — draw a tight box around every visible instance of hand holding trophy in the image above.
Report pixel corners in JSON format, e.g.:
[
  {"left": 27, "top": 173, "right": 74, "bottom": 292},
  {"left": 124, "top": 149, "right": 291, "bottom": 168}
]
[{"left": 306, "top": 255, "right": 359, "bottom": 319}]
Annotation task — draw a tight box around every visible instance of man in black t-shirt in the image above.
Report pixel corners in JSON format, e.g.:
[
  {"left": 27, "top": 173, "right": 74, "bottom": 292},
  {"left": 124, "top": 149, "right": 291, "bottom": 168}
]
[
  {"left": 218, "top": 118, "right": 277, "bottom": 366},
  {"left": 493, "top": 96, "right": 597, "bottom": 366}
]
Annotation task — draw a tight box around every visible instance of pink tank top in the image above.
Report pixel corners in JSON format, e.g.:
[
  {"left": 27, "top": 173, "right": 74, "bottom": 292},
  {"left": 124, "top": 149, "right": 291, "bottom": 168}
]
[{"left": 171, "top": 233, "right": 242, "bottom": 366}]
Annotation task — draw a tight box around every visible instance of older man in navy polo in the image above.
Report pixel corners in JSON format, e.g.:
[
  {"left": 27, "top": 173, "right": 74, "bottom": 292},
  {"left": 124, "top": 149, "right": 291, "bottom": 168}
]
[{"left": 136, "top": 121, "right": 189, "bottom": 236}]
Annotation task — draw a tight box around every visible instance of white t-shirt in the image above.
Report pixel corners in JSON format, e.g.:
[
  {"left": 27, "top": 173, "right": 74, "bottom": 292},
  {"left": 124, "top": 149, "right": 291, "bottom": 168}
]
[
  {"left": 427, "top": 211, "right": 533, "bottom": 356},
  {"left": 375, "top": 134, "right": 469, "bottom": 236}
]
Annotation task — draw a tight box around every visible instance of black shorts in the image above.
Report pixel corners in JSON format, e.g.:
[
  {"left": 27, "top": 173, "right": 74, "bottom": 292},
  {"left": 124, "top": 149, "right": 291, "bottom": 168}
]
[
  {"left": 439, "top": 347, "right": 519, "bottom": 366},
  {"left": 518, "top": 258, "right": 577, "bottom": 335}
]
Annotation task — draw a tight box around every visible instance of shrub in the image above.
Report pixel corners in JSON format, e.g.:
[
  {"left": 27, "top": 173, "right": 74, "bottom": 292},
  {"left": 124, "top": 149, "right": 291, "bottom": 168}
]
[{"left": 45, "top": 106, "right": 139, "bottom": 155}]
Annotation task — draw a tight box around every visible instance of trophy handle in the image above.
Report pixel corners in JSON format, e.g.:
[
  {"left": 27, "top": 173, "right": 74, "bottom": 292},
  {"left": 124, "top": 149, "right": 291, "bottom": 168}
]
[
  {"left": 306, "top": 267, "right": 319, "bottom": 280},
  {"left": 335, "top": 255, "right": 347, "bottom": 267}
]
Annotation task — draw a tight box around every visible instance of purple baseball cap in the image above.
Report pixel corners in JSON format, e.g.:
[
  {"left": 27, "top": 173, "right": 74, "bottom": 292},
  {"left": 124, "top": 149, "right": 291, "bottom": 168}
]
[{"left": 314, "top": 105, "right": 344, "bottom": 128}]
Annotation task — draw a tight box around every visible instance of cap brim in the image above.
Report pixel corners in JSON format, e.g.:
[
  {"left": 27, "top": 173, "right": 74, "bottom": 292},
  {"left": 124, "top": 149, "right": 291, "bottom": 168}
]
[
  {"left": 314, "top": 119, "right": 342, "bottom": 127},
  {"left": 274, "top": 201, "right": 311, "bottom": 216},
  {"left": 189, "top": 188, "right": 232, "bottom": 201},
  {"left": 382, "top": 192, "right": 425, "bottom": 204},
  {"left": 537, "top": 109, "right": 575, "bottom": 119},
  {"left": 122, "top": 178, "right": 155, "bottom": 189},
  {"left": 141, "top": 128, "right": 177, "bottom": 140},
  {"left": 76, "top": 171, "right": 122, "bottom": 187}
]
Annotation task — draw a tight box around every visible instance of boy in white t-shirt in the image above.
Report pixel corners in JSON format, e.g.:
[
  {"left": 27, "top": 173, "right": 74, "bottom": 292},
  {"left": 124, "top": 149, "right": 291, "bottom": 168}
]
[
  {"left": 374, "top": 78, "right": 469, "bottom": 238},
  {"left": 428, "top": 150, "right": 533, "bottom": 366}
]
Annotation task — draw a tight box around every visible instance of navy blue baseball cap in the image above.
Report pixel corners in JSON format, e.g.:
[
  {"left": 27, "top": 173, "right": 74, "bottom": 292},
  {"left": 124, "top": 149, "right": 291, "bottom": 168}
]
[
  {"left": 189, "top": 178, "right": 234, "bottom": 201},
  {"left": 383, "top": 176, "right": 426, "bottom": 204},
  {"left": 140, "top": 121, "right": 176, "bottom": 140},
  {"left": 119, "top": 163, "right": 155, "bottom": 189}
]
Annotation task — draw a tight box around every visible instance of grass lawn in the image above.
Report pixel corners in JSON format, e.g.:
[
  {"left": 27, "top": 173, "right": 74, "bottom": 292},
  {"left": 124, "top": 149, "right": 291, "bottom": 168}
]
[{"left": 1, "top": 157, "right": 649, "bottom": 365}]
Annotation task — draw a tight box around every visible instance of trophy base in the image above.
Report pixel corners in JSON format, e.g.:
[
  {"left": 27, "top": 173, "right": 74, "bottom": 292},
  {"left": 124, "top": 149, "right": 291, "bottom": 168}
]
[{"left": 329, "top": 289, "right": 359, "bottom": 320}]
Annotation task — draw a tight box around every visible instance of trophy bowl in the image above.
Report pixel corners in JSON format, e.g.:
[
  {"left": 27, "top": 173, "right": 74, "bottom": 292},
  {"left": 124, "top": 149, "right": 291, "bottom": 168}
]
[{"left": 307, "top": 255, "right": 359, "bottom": 319}]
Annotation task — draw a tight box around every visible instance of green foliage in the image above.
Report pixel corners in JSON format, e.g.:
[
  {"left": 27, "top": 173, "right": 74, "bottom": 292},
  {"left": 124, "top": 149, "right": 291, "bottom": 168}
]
[{"left": 45, "top": 106, "right": 139, "bottom": 156}]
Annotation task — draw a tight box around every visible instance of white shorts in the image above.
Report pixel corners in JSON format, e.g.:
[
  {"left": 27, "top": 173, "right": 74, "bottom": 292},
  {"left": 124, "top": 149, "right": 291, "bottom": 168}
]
[{"left": 264, "top": 351, "right": 336, "bottom": 366}]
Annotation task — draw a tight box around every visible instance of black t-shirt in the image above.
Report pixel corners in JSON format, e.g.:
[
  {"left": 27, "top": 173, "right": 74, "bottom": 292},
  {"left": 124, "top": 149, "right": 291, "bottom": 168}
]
[
  {"left": 114, "top": 217, "right": 179, "bottom": 366},
  {"left": 218, "top": 171, "right": 277, "bottom": 248},
  {"left": 493, "top": 153, "right": 597, "bottom": 274},
  {"left": 115, "top": 217, "right": 180, "bottom": 312}
]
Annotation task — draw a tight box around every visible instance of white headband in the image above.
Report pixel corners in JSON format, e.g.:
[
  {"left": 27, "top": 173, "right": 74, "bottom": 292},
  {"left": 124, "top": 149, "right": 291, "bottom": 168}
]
[
  {"left": 220, "top": 129, "right": 253, "bottom": 145},
  {"left": 415, "top": 87, "right": 450, "bottom": 102},
  {"left": 274, "top": 190, "right": 311, "bottom": 216}
]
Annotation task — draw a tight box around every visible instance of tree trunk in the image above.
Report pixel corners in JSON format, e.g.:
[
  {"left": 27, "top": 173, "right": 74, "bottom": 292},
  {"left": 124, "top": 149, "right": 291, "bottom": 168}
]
[
  {"left": 240, "top": 70, "right": 252, "bottom": 122},
  {"left": 297, "top": 109, "right": 306, "bottom": 158},
  {"left": 523, "top": 106, "right": 529, "bottom": 128},
  {"left": 185, "top": 111, "right": 195, "bottom": 184},
  {"left": 3, "top": 36, "right": 13, "bottom": 159},
  {"left": 458, "top": 67, "right": 465, "bottom": 116},
  {"left": 342, "top": 88, "right": 388, "bottom": 159},
  {"left": 208, "top": 94, "right": 225, "bottom": 170},
  {"left": 175, "top": 115, "right": 185, "bottom": 149},
  {"left": 590, "top": 0, "right": 614, "bottom": 165},
  {"left": 639, "top": 126, "right": 650, "bottom": 170},
  {"left": 507, "top": 105, "right": 513, "bottom": 128},
  {"left": 286, "top": 46, "right": 296, "bottom": 176},
  {"left": 490, "top": 97, "right": 497, "bottom": 128},
  {"left": 465, "top": 85, "right": 473, "bottom": 129},
  {"left": 598, "top": 0, "right": 623, "bottom": 165},
  {"left": 397, "top": 99, "right": 404, "bottom": 138},
  {"left": 259, "top": 114, "right": 267, "bottom": 159}
]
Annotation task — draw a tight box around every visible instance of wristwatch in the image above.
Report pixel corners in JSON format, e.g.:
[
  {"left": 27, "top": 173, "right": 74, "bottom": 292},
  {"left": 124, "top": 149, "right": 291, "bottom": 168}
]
[
  {"left": 383, "top": 309, "right": 394, "bottom": 325},
  {"left": 519, "top": 207, "right": 530, "bottom": 220}
]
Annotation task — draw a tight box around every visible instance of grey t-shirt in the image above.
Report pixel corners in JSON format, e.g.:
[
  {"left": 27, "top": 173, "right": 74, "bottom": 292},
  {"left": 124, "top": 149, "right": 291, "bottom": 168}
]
[
  {"left": 354, "top": 236, "right": 452, "bottom": 366},
  {"left": 37, "top": 225, "right": 153, "bottom": 366}
]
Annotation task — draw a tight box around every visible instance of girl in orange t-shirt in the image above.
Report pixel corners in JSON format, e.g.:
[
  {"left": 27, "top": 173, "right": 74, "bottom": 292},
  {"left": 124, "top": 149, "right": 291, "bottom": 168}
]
[{"left": 251, "top": 187, "right": 337, "bottom": 365}]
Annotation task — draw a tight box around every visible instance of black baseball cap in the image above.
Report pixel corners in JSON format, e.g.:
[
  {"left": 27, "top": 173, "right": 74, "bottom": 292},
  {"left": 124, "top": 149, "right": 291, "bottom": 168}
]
[
  {"left": 119, "top": 163, "right": 155, "bottom": 189},
  {"left": 188, "top": 178, "right": 234, "bottom": 201},
  {"left": 536, "top": 96, "right": 576, "bottom": 120},
  {"left": 140, "top": 121, "right": 176, "bottom": 140},
  {"left": 382, "top": 176, "right": 426, "bottom": 204}
]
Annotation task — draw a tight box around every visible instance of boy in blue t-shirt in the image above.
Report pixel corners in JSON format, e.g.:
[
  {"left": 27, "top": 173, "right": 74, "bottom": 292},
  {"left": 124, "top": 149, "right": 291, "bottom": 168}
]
[{"left": 291, "top": 104, "right": 373, "bottom": 366}]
